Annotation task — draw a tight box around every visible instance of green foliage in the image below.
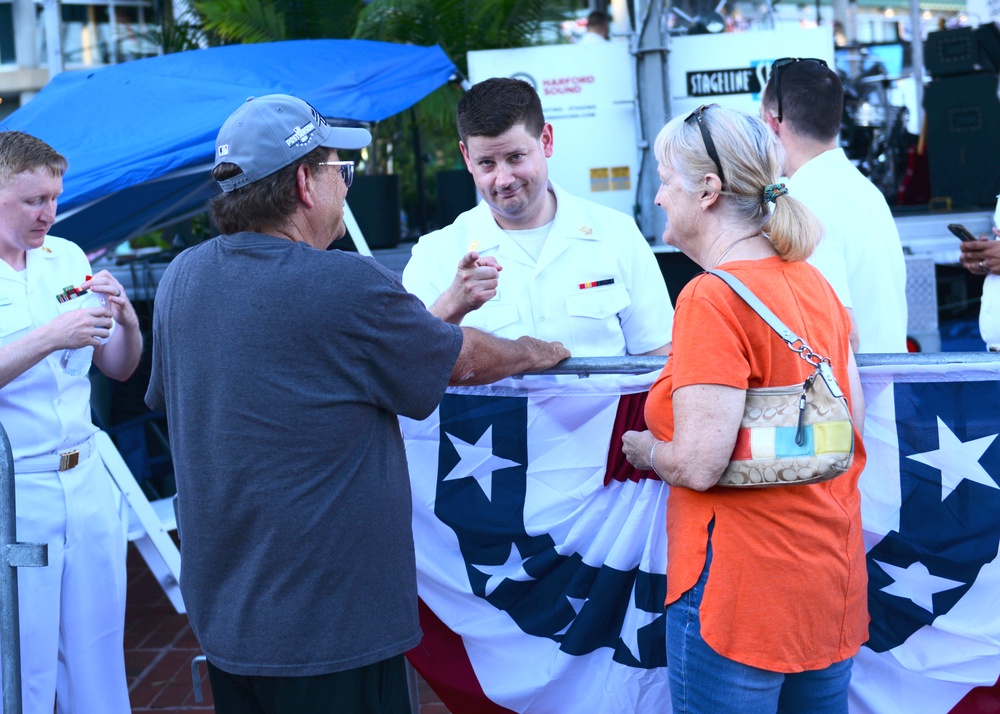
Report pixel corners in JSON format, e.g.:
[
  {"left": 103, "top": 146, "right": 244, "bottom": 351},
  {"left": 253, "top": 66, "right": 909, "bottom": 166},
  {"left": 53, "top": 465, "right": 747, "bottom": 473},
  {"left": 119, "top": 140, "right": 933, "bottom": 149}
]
[
  {"left": 196, "top": 0, "right": 287, "bottom": 43},
  {"left": 129, "top": 230, "right": 170, "bottom": 251},
  {"left": 353, "top": 0, "right": 556, "bottom": 77},
  {"left": 282, "top": 0, "right": 363, "bottom": 39},
  {"left": 195, "top": 0, "right": 365, "bottom": 43},
  {"left": 390, "top": 83, "right": 463, "bottom": 142},
  {"left": 130, "top": 214, "right": 215, "bottom": 251},
  {"left": 136, "top": 11, "right": 208, "bottom": 54}
]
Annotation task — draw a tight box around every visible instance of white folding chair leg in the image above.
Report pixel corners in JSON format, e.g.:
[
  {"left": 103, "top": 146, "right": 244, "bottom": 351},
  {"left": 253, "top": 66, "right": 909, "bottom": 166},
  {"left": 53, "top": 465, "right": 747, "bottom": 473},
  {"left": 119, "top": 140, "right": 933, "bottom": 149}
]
[{"left": 96, "top": 431, "right": 185, "bottom": 613}]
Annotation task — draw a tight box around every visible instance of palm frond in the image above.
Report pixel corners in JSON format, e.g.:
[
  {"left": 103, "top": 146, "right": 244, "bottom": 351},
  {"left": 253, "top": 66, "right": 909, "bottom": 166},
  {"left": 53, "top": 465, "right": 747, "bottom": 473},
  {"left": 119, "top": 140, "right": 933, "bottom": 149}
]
[
  {"left": 470, "top": 0, "right": 550, "bottom": 49},
  {"left": 414, "top": 83, "right": 464, "bottom": 134},
  {"left": 135, "top": 10, "right": 207, "bottom": 53},
  {"left": 354, "top": 0, "right": 436, "bottom": 46},
  {"left": 356, "top": 0, "right": 556, "bottom": 76},
  {"left": 281, "top": 0, "right": 364, "bottom": 39},
  {"left": 195, "top": 0, "right": 287, "bottom": 44}
]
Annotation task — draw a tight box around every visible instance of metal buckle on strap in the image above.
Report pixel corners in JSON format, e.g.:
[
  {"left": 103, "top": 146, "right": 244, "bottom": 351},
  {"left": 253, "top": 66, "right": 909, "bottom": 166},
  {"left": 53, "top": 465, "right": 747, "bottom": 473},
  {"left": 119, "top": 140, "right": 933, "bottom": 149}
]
[{"left": 59, "top": 450, "right": 80, "bottom": 471}]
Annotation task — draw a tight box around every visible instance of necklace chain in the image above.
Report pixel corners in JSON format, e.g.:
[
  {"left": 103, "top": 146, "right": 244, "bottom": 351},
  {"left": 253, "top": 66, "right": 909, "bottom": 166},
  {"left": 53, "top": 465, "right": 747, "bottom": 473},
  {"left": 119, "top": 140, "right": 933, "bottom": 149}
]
[{"left": 713, "top": 234, "right": 758, "bottom": 268}]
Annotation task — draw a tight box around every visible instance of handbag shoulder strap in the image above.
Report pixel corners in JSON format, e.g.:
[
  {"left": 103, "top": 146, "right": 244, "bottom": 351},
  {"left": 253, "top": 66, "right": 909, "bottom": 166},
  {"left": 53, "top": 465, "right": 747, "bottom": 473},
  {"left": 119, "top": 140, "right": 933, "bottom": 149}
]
[
  {"left": 705, "top": 269, "right": 848, "bottom": 402},
  {"left": 704, "top": 269, "right": 843, "bottom": 401},
  {"left": 705, "top": 269, "right": 802, "bottom": 347}
]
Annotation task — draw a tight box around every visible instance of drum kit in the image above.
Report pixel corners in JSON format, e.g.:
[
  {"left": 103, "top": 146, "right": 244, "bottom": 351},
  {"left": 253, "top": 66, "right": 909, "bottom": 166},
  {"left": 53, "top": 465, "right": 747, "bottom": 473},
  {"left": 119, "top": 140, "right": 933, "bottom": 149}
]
[{"left": 840, "top": 52, "right": 913, "bottom": 204}]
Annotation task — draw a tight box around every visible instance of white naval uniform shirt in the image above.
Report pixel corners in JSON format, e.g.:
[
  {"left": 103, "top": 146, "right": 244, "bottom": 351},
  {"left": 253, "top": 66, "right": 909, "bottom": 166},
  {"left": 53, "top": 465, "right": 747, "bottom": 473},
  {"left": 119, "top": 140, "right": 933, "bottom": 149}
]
[
  {"left": 788, "top": 148, "right": 908, "bottom": 353},
  {"left": 983, "top": 196, "right": 1000, "bottom": 351},
  {"left": 0, "top": 235, "right": 98, "bottom": 461},
  {"left": 403, "top": 181, "right": 673, "bottom": 358},
  {"left": 982, "top": 274, "right": 1000, "bottom": 350}
]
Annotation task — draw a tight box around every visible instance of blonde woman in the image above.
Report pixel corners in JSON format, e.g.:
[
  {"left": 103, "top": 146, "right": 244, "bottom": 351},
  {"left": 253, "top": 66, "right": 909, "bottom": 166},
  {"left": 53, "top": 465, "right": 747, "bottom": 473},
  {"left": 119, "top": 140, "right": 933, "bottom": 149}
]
[{"left": 622, "top": 105, "right": 867, "bottom": 714}]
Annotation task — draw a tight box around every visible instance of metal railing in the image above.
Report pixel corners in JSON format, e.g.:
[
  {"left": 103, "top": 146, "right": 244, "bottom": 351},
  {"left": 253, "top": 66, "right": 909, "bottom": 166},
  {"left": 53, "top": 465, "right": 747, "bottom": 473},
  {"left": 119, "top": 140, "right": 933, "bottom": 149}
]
[
  {"left": 1, "top": 423, "right": 48, "bottom": 714},
  {"left": 533, "top": 351, "right": 1000, "bottom": 376}
]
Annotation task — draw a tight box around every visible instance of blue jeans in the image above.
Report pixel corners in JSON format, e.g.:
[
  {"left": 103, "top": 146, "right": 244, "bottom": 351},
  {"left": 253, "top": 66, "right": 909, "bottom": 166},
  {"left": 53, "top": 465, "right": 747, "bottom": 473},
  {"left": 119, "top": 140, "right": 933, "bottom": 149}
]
[{"left": 667, "top": 539, "right": 853, "bottom": 714}]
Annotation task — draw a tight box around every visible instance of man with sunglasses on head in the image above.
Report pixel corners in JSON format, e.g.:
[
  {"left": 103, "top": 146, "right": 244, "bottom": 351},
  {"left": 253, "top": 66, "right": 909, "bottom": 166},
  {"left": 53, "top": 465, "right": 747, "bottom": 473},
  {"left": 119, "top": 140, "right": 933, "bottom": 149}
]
[
  {"left": 760, "top": 58, "right": 907, "bottom": 353},
  {"left": 145, "top": 93, "right": 568, "bottom": 714},
  {"left": 403, "top": 77, "right": 673, "bottom": 359}
]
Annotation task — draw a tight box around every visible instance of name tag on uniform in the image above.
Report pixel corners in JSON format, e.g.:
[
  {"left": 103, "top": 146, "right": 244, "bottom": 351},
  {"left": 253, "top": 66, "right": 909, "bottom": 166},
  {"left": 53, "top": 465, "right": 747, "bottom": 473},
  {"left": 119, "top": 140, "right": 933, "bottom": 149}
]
[{"left": 0, "top": 294, "right": 11, "bottom": 306}]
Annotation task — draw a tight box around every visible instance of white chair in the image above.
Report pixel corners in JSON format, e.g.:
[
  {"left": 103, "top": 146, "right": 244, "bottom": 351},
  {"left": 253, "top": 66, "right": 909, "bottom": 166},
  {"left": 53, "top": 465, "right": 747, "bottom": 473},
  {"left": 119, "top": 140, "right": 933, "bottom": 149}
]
[{"left": 96, "top": 431, "right": 185, "bottom": 613}]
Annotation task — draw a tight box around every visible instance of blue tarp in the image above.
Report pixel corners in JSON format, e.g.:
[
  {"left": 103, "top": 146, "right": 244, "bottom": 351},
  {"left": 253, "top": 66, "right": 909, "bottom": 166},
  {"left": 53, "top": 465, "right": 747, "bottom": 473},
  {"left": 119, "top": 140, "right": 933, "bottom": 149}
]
[{"left": 0, "top": 40, "right": 457, "bottom": 252}]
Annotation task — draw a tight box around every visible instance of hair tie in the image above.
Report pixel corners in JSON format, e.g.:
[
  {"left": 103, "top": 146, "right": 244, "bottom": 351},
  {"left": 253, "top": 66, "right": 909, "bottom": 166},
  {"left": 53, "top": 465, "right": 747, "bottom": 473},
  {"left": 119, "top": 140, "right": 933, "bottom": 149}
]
[{"left": 763, "top": 183, "right": 788, "bottom": 203}]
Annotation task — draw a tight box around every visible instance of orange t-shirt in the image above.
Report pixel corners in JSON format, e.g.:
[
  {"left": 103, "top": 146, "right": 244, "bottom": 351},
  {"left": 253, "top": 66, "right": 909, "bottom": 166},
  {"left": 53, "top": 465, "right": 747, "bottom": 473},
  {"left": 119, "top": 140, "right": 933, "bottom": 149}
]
[{"left": 645, "top": 256, "right": 869, "bottom": 673}]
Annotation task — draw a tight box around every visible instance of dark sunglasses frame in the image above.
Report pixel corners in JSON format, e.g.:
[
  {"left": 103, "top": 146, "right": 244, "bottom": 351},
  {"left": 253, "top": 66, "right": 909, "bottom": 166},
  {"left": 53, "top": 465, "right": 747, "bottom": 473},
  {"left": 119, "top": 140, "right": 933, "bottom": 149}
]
[
  {"left": 770, "top": 57, "right": 828, "bottom": 123},
  {"left": 684, "top": 104, "right": 725, "bottom": 188}
]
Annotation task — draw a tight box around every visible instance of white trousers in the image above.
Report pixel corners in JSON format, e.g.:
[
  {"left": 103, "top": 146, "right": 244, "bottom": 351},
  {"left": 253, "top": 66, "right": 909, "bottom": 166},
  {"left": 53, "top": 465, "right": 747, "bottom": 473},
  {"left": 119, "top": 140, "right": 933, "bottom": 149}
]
[{"left": 0, "top": 453, "right": 131, "bottom": 714}]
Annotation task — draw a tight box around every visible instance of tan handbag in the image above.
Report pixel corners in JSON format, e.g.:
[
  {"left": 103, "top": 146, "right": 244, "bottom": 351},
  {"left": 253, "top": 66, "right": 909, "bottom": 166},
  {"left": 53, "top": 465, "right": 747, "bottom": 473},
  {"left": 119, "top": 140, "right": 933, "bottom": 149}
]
[{"left": 707, "top": 270, "right": 855, "bottom": 488}]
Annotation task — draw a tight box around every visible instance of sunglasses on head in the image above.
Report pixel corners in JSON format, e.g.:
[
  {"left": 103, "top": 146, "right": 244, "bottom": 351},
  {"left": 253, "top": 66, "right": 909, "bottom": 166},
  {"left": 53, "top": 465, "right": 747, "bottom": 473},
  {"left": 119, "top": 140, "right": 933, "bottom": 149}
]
[
  {"left": 769, "top": 57, "right": 828, "bottom": 123},
  {"left": 685, "top": 104, "right": 725, "bottom": 188}
]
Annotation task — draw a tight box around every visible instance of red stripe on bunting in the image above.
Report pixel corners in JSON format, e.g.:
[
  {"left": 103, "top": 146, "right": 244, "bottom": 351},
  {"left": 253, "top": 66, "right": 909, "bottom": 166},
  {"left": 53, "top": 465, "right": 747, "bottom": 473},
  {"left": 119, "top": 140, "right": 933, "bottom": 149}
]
[
  {"left": 950, "top": 676, "right": 1000, "bottom": 712},
  {"left": 604, "top": 390, "right": 656, "bottom": 485},
  {"left": 406, "top": 598, "right": 517, "bottom": 714}
]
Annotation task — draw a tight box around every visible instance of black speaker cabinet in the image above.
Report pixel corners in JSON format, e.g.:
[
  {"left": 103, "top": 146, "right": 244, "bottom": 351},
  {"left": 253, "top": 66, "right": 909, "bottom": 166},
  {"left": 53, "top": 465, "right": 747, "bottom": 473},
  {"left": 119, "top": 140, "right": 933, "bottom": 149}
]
[
  {"left": 435, "top": 169, "right": 477, "bottom": 228},
  {"left": 925, "top": 72, "right": 1000, "bottom": 207},
  {"left": 345, "top": 174, "right": 401, "bottom": 249},
  {"left": 925, "top": 25, "right": 1000, "bottom": 78}
]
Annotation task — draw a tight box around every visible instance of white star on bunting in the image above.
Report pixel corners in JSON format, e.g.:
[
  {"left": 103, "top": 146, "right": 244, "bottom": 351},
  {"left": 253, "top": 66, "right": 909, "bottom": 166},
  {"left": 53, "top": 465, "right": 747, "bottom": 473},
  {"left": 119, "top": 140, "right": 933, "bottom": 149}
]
[
  {"left": 906, "top": 416, "right": 998, "bottom": 501},
  {"left": 620, "top": 600, "right": 662, "bottom": 664},
  {"left": 442, "top": 425, "right": 522, "bottom": 501},
  {"left": 874, "top": 559, "right": 965, "bottom": 612},
  {"left": 472, "top": 542, "right": 535, "bottom": 597}
]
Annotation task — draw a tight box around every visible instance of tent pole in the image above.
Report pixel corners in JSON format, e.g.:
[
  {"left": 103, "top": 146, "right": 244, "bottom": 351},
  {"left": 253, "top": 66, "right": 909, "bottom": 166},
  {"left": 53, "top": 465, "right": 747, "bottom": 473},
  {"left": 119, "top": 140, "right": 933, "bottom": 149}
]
[
  {"left": 909, "top": 0, "right": 925, "bottom": 131},
  {"left": 343, "top": 203, "right": 372, "bottom": 257},
  {"left": 42, "top": 0, "right": 63, "bottom": 78}
]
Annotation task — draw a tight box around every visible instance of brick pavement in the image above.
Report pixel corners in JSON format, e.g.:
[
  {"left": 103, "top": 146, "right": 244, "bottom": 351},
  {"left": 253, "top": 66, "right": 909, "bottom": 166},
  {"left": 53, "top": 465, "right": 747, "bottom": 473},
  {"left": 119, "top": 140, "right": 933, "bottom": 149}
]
[{"left": 125, "top": 545, "right": 213, "bottom": 712}]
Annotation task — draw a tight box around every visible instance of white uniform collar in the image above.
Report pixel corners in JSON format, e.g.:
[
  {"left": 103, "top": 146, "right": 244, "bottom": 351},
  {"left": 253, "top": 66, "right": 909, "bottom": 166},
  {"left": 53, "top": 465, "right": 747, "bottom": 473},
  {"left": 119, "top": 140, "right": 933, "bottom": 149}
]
[
  {"left": 17, "top": 236, "right": 65, "bottom": 288},
  {"left": 471, "top": 181, "right": 600, "bottom": 252},
  {"left": 789, "top": 148, "right": 848, "bottom": 187},
  {"left": 0, "top": 237, "right": 58, "bottom": 279}
]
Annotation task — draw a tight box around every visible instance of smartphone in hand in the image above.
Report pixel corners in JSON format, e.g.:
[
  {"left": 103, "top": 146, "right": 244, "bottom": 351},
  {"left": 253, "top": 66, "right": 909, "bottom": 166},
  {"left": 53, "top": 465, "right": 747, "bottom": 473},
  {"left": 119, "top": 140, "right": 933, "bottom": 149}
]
[{"left": 948, "top": 224, "right": 978, "bottom": 242}]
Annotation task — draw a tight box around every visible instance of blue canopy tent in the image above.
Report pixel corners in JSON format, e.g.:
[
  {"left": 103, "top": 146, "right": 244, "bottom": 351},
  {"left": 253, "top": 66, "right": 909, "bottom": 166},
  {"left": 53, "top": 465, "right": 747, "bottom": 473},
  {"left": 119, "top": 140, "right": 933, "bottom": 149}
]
[{"left": 0, "top": 40, "right": 458, "bottom": 253}]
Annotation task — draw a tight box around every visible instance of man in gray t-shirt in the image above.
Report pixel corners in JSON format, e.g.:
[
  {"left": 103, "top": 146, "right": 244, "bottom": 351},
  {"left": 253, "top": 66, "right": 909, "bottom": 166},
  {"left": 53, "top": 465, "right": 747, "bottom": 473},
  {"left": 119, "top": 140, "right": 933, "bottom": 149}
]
[{"left": 145, "top": 94, "right": 568, "bottom": 714}]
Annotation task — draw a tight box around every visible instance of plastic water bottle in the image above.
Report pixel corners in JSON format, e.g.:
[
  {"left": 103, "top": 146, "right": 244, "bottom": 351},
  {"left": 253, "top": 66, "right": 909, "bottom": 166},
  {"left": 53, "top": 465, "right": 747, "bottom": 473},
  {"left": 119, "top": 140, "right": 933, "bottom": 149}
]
[
  {"left": 59, "top": 291, "right": 111, "bottom": 376},
  {"left": 59, "top": 344, "right": 95, "bottom": 376}
]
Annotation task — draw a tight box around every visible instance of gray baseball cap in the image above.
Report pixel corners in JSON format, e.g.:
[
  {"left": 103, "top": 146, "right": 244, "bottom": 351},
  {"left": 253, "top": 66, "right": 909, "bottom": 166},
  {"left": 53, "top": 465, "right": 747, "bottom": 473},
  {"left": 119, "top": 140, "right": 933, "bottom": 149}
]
[{"left": 214, "top": 94, "right": 372, "bottom": 193}]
